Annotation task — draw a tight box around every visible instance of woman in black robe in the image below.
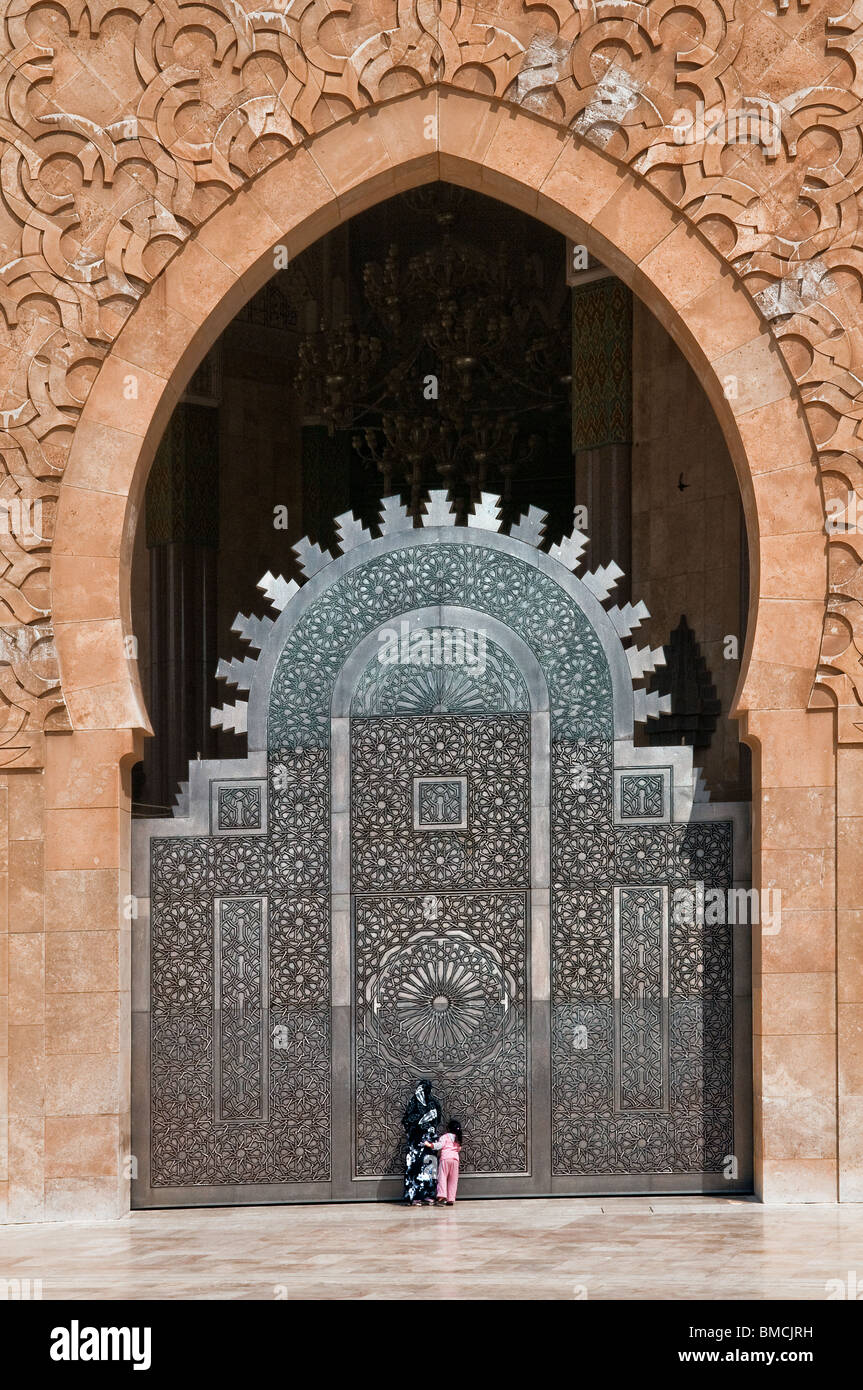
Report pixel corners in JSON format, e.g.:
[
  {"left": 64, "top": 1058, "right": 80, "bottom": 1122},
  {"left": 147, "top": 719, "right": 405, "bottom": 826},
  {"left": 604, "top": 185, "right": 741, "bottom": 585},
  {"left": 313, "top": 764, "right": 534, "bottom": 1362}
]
[{"left": 402, "top": 1079, "right": 442, "bottom": 1205}]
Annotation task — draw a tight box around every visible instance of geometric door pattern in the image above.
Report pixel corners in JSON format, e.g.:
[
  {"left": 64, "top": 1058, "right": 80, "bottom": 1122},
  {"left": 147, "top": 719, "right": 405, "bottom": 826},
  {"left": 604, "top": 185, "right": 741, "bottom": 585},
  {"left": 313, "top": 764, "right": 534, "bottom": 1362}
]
[
  {"left": 550, "top": 737, "right": 734, "bottom": 1175},
  {"left": 137, "top": 495, "right": 741, "bottom": 1203},
  {"left": 352, "top": 713, "right": 530, "bottom": 1179},
  {"left": 149, "top": 745, "right": 331, "bottom": 1187}
]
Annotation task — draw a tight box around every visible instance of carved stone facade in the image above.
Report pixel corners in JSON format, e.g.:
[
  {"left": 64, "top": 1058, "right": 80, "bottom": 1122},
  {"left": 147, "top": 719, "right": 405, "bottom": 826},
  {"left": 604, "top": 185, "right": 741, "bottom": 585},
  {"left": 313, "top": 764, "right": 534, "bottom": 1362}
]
[
  {"left": 1, "top": 0, "right": 863, "bottom": 753},
  {"left": 1, "top": 0, "right": 862, "bottom": 1220}
]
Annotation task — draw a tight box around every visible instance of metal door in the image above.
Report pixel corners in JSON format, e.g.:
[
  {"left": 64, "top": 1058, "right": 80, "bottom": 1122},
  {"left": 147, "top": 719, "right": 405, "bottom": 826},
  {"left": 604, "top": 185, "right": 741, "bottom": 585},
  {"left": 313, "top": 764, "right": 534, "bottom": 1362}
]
[
  {"left": 132, "top": 504, "right": 750, "bottom": 1207},
  {"left": 350, "top": 712, "right": 538, "bottom": 1195}
]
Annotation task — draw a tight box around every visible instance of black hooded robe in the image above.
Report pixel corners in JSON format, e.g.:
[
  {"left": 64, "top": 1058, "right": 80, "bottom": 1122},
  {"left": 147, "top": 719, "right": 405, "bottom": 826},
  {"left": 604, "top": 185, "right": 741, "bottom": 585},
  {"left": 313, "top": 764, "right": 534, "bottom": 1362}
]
[{"left": 402, "top": 1080, "right": 442, "bottom": 1203}]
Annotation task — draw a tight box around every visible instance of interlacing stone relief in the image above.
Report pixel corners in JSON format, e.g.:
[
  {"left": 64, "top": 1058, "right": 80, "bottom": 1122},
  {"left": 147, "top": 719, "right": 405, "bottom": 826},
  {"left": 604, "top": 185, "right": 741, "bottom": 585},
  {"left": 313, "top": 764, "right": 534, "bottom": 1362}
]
[{"left": 4, "top": 0, "right": 863, "bottom": 760}]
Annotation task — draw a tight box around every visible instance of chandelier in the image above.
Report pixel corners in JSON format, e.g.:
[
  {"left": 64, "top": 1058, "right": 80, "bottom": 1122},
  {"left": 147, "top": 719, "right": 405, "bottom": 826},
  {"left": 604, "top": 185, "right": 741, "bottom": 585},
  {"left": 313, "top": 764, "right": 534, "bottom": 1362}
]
[{"left": 296, "top": 186, "right": 571, "bottom": 524}]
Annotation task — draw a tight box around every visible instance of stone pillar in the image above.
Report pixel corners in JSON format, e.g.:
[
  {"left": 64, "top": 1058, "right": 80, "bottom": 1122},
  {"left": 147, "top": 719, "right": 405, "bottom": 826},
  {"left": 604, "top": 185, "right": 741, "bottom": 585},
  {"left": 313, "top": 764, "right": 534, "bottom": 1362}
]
[
  {"left": 2, "top": 733, "right": 138, "bottom": 1221},
  {"left": 142, "top": 402, "right": 219, "bottom": 813},
  {"left": 747, "top": 708, "right": 838, "bottom": 1202},
  {"left": 837, "top": 743, "right": 863, "bottom": 1200},
  {"left": 0, "top": 770, "right": 46, "bottom": 1221},
  {"left": 0, "top": 781, "right": 5, "bottom": 1219},
  {"left": 571, "top": 272, "right": 632, "bottom": 602}
]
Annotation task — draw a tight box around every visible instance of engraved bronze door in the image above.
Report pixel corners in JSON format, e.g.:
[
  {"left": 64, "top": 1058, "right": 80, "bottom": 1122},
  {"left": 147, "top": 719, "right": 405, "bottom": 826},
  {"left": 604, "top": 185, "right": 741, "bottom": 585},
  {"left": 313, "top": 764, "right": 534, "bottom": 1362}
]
[
  {"left": 133, "top": 502, "right": 749, "bottom": 1208},
  {"left": 349, "top": 710, "right": 541, "bottom": 1196}
]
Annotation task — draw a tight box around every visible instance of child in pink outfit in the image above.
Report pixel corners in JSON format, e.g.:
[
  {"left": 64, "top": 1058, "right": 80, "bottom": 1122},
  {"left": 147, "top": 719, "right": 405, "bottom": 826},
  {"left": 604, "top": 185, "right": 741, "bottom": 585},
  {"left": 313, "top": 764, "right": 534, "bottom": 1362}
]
[{"left": 425, "top": 1119, "right": 463, "bottom": 1205}]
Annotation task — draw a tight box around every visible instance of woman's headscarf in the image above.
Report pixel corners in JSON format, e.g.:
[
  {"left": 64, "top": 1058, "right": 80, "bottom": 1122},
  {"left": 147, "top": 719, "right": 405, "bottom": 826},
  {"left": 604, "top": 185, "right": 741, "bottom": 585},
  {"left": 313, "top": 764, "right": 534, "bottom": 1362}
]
[{"left": 402, "top": 1078, "right": 441, "bottom": 1138}]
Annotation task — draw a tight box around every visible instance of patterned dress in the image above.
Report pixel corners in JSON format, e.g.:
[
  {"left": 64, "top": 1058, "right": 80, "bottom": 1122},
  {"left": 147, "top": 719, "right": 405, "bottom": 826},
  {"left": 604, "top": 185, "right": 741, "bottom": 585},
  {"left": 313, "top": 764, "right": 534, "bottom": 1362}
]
[{"left": 402, "top": 1082, "right": 442, "bottom": 1203}]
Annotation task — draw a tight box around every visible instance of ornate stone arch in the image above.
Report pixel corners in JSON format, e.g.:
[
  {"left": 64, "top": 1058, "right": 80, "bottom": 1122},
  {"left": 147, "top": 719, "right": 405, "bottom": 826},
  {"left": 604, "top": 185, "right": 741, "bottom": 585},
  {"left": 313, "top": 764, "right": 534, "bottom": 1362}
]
[
  {"left": 0, "top": 3, "right": 853, "bottom": 758},
  {"left": 49, "top": 92, "right": 824, "bottom": 749}
]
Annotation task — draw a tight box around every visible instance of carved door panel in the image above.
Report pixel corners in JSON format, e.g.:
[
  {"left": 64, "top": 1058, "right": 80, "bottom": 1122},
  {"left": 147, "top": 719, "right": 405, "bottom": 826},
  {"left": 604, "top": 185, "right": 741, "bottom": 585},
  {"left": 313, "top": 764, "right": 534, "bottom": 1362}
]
[
  {"left": 134, "top": 511, "right": 748, "bottom": 1207},
  {"left": 549, "top": 742, "right": 739, "bottom": 1186},
  {"left": 351, "top": 713, "right": 533, "bottom": 1188},
  {"left": 145, "top": 755, "right": 332, "bottom": 1197}
]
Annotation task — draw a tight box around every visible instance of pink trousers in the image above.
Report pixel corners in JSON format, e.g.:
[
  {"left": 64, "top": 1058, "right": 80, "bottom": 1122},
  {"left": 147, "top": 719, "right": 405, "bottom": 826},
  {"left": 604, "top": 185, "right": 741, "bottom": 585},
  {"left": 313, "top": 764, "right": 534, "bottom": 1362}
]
[{"left": 437, "top": 1154, "right": 459, "bottom": 1202}]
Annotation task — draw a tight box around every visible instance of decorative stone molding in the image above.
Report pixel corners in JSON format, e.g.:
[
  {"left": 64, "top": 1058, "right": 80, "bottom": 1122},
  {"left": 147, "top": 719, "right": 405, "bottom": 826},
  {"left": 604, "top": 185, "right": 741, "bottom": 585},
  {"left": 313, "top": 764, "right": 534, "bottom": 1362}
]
[{"left": 1, "top": 0, "right": 860, "bottom": 761}]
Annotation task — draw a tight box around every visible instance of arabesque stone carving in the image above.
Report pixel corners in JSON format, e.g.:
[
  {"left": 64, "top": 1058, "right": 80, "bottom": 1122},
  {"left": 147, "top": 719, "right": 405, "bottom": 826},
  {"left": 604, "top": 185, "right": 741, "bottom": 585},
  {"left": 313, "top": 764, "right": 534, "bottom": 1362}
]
[{"left": 1, "top": 0, "right": 862, "bottom": 762}]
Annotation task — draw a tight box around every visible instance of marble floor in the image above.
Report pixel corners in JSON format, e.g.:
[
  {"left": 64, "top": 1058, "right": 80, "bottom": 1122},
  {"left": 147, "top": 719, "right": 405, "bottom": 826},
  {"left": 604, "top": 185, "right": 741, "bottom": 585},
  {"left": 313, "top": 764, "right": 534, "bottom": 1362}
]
[{"left": 2, "top": 1196, "right": 863, "bottom": 1299}]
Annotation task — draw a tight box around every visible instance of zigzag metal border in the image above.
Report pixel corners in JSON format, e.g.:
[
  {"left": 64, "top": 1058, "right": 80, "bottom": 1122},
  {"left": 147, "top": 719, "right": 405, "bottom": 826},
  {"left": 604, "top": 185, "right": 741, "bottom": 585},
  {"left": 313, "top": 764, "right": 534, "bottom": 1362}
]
[{"left": 204, "top": 492, "right": 670, "bottom": 808}]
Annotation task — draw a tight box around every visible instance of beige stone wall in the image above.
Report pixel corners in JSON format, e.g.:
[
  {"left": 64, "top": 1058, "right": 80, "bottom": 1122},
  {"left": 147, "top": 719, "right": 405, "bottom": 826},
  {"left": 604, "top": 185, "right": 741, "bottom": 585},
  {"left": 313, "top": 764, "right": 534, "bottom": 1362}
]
[
  {"left": 838, "top": 745, "right": 863, "bottom": 1202},
  {"left": 631, "top": 299, "right": 746, "bottom": 799},
  {"left": 0, "top": 779, "right": 7, "bottom": 1218},
  {"left": 0, "top": 770, "right": 49, "bottom": 1222},
  {"left": 0, "top": 748, "right": 134, "bottom": 1221},
  {"left": 749, "top": 710, "right": 838, "bottom": 1201}
]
